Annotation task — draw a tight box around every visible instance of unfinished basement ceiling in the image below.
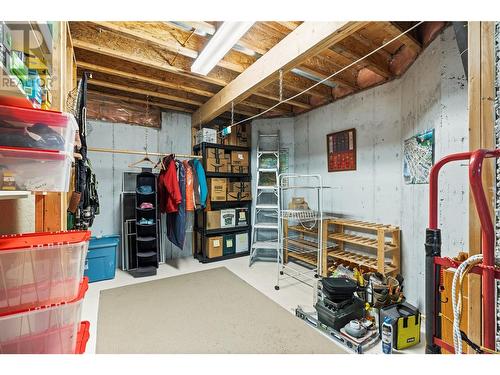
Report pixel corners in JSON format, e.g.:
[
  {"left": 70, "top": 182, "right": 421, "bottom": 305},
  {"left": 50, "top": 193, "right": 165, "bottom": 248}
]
[{"left": 69, "top": 21, "right": 446, "bottom": 124}]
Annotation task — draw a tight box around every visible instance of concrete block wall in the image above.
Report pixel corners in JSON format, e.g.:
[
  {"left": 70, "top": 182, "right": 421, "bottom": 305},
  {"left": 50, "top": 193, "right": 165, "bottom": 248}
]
[
  {"left": 87, "top": 111, "right": 194, "bottom": 260},
  {"left": 252, "top": 26, "right": 469, "bottom": 308}
]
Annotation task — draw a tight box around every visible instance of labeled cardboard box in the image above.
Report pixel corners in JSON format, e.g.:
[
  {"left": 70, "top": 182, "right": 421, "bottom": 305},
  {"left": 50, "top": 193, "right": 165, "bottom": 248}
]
[
  {"left": 235, "top": 207, "right": 249, "bottom": 226},
  {"left": 223, "top": 234, "right": 236, "bottom": 256},
  {"left": 206, "top": 210, "right": 221, "bottom": 230},
  {"left": 220, "top": 209, "right": 236, "bottom": 228},
  {"left": 207, "top": 147, "right": 227, "bottom": 159},
  {"left": 235, "top": 232, "right": 249, "bottom": 253},
  {"left": 229, "top": 181, "right": 251, "bottom": 192},
  {"left": 227, "top": 191, "right": 252, "bottom": 201},
  {"left": 231, "top": 165, "right": 249, "bottom": 174},
  {"left": 206, "top": 236, "right": 223, "bottom": 258},
  {"left": 231, "top": 151, "right": 249, "bottom": 166},
  {"left": 209, "top": 178, "right": 227, "bottom": 201},
  {"left": 206, "top": 157, "right": 230, "bottom": 173},
  {"left": 195, "top": 128, "right": 217, "bottom": 145}
]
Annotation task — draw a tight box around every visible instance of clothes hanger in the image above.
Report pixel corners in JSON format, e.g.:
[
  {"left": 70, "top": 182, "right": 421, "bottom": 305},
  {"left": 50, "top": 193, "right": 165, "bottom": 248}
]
[{"left": 127, "top": 151, "right": 156, "bottom": 169}]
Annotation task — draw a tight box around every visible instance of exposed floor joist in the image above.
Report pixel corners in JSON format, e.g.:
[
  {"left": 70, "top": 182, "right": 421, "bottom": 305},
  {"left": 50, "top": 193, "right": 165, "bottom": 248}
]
[{"left": 193, "top": 21, "right": 368, "bottom": 124}]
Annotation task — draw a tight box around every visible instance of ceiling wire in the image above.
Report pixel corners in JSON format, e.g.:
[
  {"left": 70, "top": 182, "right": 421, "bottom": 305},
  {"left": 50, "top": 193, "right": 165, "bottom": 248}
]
[{"left": 220, "top": 21, "right": 424, "bottom": 134}]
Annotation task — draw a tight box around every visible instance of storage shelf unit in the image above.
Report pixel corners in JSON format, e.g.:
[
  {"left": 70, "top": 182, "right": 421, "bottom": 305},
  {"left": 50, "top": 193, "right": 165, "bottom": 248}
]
[
  {"left": 193, "top": 142, "right": 252, "bottom": 263},
  {"left": 326, "top": 218, "right": 400, "bottom": 276}
]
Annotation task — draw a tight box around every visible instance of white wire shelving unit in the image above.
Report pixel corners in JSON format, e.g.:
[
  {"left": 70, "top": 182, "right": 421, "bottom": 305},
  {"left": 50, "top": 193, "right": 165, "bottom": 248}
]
[{"left": 275, "top": 173, "right": 332, "bottom": 290}]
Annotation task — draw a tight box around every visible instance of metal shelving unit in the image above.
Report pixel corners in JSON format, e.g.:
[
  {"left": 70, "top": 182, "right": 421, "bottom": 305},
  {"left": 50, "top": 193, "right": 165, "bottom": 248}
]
[
  {"left": 193, "top": 142, "right": 252, "bottom": 263},
  {"left": 275, "top": 174, "right": 330, "bottom": 290}
]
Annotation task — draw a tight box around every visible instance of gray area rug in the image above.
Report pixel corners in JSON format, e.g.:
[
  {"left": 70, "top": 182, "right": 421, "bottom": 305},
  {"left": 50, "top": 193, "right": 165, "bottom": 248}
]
[{"left": 96, "top": 267, "right": 345, "bottom": 353}]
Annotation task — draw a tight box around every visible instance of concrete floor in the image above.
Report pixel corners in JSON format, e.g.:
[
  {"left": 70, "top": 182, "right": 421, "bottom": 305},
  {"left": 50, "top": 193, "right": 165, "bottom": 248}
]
[{"left": 81, "top": 256, "right": 425, "bottom": 354}]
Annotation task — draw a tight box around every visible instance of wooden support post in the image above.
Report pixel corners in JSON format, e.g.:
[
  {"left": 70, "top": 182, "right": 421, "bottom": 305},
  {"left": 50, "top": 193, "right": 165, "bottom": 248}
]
[
  {"left": 377, "top": 229, "right": 385, "bottom": 274},
  {"left": 467, "top": 21, "right": 495, "bottom": 352},
  {"left": 321, "top": 219, "right": 329, "bottom": 277},
  {"left": 391, "top": 229, "right": 401, "bottom": 274}
]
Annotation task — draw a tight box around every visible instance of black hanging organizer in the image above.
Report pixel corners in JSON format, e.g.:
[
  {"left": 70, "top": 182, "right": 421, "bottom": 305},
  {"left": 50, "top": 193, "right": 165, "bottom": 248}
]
[{"left": 129, "top": 168, "right": 159, "bottom": 277}]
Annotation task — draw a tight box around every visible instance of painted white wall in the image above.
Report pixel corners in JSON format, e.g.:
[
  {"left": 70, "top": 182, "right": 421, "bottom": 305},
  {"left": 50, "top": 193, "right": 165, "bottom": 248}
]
[
  {"left": 87, "top": 111, "right": 194, "bottom": 259},
  {"left": 251, "top": 26, "right": 468, "bottom": 308}
]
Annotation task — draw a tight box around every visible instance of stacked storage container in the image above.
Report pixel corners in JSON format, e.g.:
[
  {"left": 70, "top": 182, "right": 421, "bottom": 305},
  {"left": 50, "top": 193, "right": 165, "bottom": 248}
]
[
  {"left": 0, "top": 231, "right": 91, "bottom": 354},
  {"left": 0, "top": 103, "right": 77, "bottom": 192}
]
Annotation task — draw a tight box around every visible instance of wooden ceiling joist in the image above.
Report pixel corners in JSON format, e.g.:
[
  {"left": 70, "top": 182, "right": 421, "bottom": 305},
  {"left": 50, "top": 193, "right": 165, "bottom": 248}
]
[
  {"left": 193, "top": 21, "right": 368, "bottom": 124},
  {"left": 88, "top": 90, "right": 195, "bottom": 113},
  {"left": 386, "top": 22, "right": 422, "bottom": 54}
]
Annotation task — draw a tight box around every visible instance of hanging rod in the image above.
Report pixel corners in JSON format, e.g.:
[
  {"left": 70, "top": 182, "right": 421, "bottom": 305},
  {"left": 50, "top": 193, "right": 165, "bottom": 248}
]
[{"left": 87, "top": 147, "right": 202, "bottom": 159}]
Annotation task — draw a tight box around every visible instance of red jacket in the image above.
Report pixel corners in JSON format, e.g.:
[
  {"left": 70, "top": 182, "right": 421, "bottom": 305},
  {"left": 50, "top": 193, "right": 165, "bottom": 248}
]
[{"left": 158, "top": 156, "right": 182, "bottom": 213}]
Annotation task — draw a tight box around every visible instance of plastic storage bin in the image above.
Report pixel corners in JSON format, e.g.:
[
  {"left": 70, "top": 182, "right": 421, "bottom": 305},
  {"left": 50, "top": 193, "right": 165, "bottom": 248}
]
[
  {"left": 84, "top": 235, "right": 120, "bottom": 283},
  {"left": 0, "top": 230, "right": 90, "bottom": 315},
  {"left": 0, "top": 103, "right": 78, "bottom": 154},
  {"left": 0, "top": 277, "right": 88, "bottom": 354},
  {"left": 0, "top": 146, "right": 73, "bottom": 192}
]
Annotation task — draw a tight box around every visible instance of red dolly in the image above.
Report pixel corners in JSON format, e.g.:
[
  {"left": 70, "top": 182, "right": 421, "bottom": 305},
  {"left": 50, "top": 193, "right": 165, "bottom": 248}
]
[{"left": 425, "top": 149, "right": 500, "bottom": 353}]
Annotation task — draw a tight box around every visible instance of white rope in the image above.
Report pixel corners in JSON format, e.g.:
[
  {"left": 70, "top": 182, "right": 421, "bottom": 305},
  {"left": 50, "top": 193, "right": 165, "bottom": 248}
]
[
  {"left": 219, "top": 21, "right": 424, "bottom": 133},
  {"left": 451, "top": 254, "right": 483, "bottom": 354}
]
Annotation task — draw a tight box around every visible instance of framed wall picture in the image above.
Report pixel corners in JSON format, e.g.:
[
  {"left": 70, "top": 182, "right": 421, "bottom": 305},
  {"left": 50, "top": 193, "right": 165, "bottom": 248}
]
[{"left": 326, "top": 128, "right": 356, "bottom": 172}]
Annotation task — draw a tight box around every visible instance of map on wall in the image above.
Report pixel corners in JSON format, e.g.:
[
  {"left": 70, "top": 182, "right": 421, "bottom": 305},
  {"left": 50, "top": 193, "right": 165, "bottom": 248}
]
[{"left": 403, "top": 129, "right": 435, "bottom": 184}]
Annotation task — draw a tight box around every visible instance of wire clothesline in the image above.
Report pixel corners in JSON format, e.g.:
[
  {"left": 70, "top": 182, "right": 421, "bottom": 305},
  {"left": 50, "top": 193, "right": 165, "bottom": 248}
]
[
  {"left": 87, "top": 146, "right": 202, "bottom": 159},
  {"left": 218, "top": 21, "right": 425, "bottom": 134}
]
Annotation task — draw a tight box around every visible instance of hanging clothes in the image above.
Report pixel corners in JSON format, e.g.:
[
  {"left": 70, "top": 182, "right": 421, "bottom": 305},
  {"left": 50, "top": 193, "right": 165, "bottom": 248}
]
[
  {"left": 158, "top": 154, "right": 182, "bottom": 214},
  {"left": 183, "top": 160, "right": 195, "bottom": 212},
  {"left": 166, "top": 160, "right": 186, "bottom": 249},
  {"left": 193, "top": 158, "right": 207, "bottom": 209}
]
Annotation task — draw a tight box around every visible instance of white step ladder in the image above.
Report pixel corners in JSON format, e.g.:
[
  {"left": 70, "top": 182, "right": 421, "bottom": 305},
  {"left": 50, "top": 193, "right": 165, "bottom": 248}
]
[{"left": 249, "top": 131, "right": 280, "bottom": 266}]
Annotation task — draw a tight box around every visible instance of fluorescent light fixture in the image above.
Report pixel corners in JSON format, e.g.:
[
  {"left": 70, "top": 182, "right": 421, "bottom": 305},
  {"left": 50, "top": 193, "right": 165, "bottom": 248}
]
[{"left": 191, "top": 21, "right": 254, "bottom": 75}]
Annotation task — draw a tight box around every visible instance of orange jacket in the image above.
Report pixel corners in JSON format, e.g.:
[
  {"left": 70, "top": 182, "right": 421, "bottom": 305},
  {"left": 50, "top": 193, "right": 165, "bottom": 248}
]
[{"left": 183, "top": 160, "right": 195, "bottom": 211}]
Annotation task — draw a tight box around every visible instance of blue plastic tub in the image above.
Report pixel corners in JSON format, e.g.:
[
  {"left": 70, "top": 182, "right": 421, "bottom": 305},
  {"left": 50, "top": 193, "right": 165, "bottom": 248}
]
[{"left": 84, "top": 235, "right": 120, "bottom": 283}]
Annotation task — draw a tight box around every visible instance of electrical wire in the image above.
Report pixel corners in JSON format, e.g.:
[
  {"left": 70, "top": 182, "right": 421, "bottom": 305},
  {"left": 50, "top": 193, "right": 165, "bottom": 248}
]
[{"left": 219, "top": 21, "right": 425, "bottom": 134}]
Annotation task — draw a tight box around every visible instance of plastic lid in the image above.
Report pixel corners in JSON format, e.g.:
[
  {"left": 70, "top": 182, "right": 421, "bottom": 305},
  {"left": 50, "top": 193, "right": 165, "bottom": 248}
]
[
  {"left": 0, "top": 230, "right": 91, "bottom": 251},
  {"left": 0, "top": 277, "right": 89, "bottom": 318},
  {"left": 0, "top": 146, "right": 70, "bottom": 161}
]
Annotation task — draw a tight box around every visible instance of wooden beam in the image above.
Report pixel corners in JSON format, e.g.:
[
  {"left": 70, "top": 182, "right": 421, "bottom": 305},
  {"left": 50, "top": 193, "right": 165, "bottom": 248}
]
[
  {"left": 298, "top": 63, "right": 357, "bottom": 90},
  {"left": 88, "top": 90, "right": 195, "bottom": 113},
  {"left": 87, "top": 79, "right": 204, "bottom": 106},
  {"left": 77, "top": 61, "right": 215, "bottom": 97},
  {"left": 386, "top": 22, "right": 422, "bottom": 54},
  {"left": 331, "top": 40, "right": 391, "bottom": 78},
  {"left": 72, "top": 38, "right": 228, "bottom": 87},
  {"left": 467, "top": 21, "right": 495, "bottom": 353},
  {"left": 193, "top": 22, "right": 368, "bottom": 124}
]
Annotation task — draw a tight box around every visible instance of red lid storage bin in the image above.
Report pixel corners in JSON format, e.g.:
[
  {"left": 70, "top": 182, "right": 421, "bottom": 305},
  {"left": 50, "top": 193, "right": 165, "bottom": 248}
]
[
  {"left": 0, "top": 103, "right": 78, "bottom": 155},
  {"left": 0, "top": 231, "right": 90, "bottom": 315},
  {"left": 0, "top": 277, "right": 88, "bottom": 354},
  {"left": 0, "top": 146, "right": 73, "bottom": 192}
]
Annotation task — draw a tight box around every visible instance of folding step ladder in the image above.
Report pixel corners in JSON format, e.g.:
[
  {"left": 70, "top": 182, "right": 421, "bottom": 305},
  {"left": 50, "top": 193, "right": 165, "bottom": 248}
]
[{"left": 249, "top": 131, "right": 280, "bottom": 266}]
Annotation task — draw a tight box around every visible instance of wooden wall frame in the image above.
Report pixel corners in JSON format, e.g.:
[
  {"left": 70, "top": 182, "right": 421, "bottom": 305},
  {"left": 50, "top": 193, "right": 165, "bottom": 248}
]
[{"left": 467, "top": 21, "right": 495, "bottom": 353}]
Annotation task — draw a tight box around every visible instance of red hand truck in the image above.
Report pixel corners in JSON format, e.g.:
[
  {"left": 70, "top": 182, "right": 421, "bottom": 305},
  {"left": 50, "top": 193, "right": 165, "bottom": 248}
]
[{"left": 425, "top": 149, "right": 500, "bottom": 353}]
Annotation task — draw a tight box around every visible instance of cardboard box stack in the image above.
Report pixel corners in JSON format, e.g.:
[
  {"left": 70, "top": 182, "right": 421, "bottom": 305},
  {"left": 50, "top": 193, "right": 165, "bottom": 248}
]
[
  {"left": 227, "top": 181, "right": 251, "bottom": 201},
  {"left": 222, "top": 124, "right": 249, "bottom": 147},
  {"left": 230, "top": 151, "right": 249, "bottom": 174},
  {"left": 206, "top": 147, "right": 230, "bottom": 173}
]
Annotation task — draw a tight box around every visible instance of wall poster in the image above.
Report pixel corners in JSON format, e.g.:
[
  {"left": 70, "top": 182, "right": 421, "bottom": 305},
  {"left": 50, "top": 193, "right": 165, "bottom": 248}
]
[
  {"left": 326, "top": 128, "right": 356, "bottom": 172},
  {"left": 403, "top": 129, "right": 435, "bottom": 184}
]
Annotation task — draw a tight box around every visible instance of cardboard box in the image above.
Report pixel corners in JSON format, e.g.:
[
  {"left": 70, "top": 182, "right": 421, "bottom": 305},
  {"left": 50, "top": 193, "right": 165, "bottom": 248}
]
[
  {"left": 227, "top": 191, "right": 252, "bottom": 201},
  {"left": 206, "top": 236, "right": 223, "bottom": 258},
  {"left": 231, "top": 151, "right": 249, "bottom": 166},
  {"left": 206, "top": 210, "right": 221, "bottom": 230},
  {"left": 235, "top": 208, "right": 249, "bottom": 226},
  {"left": 207, "top": 147, "right": 227, "bottom": 159},
  {"left": 223, "top": 124, "right": 249, "bottom": 147},
  {"left": 206, "top": 157, "right": 229, "bottom": 173},
  {"left": 209, "top": 178, "right": 227, "bottom": 201},
  {"left": 223, "top": 234, "right": 236, "bottom": 256},
  {"left": 220, "top": 209, "right": 236, "bottom": 228},
  {"left": 195, "top": 128, "right": 217, "bottom": 145},
  {"left": 288, "top": 197, "right": 309, "bottom": 210},
  {"left": 231, "top": 165, "right": 249, "bottom": 174},
  {"left": 235, "top": 232, "right": 249, "bottom": 253},
  {"left": 229, "top": 181, "right": 251, "bottom": 192}
]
